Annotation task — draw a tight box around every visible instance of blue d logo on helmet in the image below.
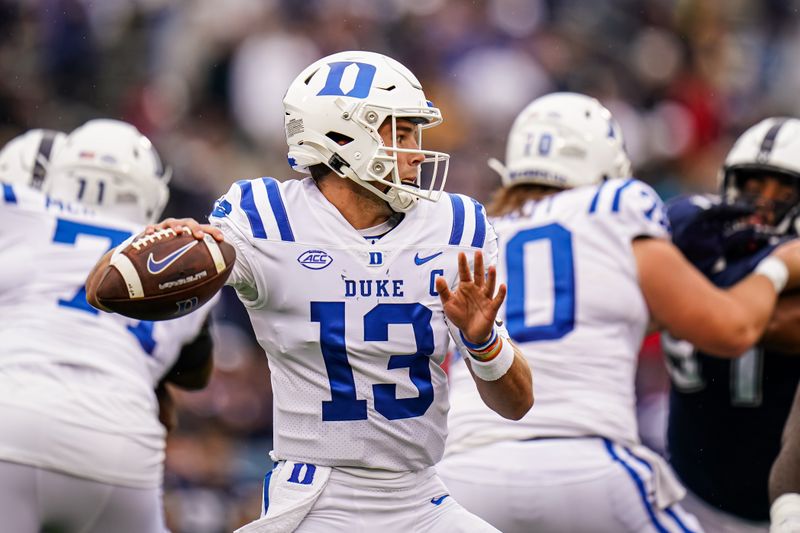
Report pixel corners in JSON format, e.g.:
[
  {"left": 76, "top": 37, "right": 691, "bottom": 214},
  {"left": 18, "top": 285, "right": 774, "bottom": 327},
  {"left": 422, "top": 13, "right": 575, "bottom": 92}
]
[
  {"left": 283, "top": 51, "right": 450, "bottom": 213},
  {"left": 317, "top": 62, "right": 377, "bottom": 99}
]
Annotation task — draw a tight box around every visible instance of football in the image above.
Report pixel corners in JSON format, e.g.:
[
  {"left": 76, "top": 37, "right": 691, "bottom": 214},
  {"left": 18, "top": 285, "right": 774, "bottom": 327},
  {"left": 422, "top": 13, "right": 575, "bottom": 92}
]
[{"left": 94, "top": 227, "right": 236, "bottom": 321}]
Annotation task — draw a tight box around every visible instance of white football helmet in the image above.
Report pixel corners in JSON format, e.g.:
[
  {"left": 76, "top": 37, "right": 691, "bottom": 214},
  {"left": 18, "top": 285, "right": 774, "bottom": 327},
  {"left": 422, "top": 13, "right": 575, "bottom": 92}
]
[
  {"left": 0, "top": 129, "right": 66, "bottom": 189},
  {"left": 46, "top": 119, "right": 170, "bottom": 225},
  {"left": 283, "top": 50, "right": 450, "bottom": 212},
  {"left": 721, "top": 117, "right": 800, "bottom": 235},
  {"left": 489, "top": 92, "right": 631, "bottom": 189}
]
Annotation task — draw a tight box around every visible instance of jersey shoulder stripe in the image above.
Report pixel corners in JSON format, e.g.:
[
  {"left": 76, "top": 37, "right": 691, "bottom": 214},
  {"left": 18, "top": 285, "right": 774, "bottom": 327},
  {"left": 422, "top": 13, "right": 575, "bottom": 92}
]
[
  {"left": 583, "top": 178, "right": 669, "bottom": 239},
  {"left": 611, "top": 178, "right": 636, "bottom": 213},
  {"left": 263, "top": 177, "right": 294, "bottom": 242},
  {"left": 448, "top": 193, "right": 465, "bottom": 245},
  {"left": 588, "top": 178, "right": 637, "bottom": 215},
  {"left": 587, "top": 179, "right": 609, "bottom": 214},
  {"left": 3, "top": 182, "right": 17, "bottom": 204},
  {"left": 446, "top": 193, "right": 487, "bottom": 248},
  {"left": 209, "top": 177, "right": 296, "bottom": 243},
  {"left": 469, "top": 198, "right": 486, "bottom": 248},
  {"left": 237, "top": 179, "right": 267, "bottom": 239}
]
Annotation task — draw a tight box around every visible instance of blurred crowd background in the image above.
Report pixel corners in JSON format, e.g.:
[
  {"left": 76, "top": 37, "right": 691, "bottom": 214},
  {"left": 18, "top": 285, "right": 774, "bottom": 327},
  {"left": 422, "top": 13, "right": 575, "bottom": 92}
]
[{"left": 3, "top": 0, "right": 800, "bottom": 530}]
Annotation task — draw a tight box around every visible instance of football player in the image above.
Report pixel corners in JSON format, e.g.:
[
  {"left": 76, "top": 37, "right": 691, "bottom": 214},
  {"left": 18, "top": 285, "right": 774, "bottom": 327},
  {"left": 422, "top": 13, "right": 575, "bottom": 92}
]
[
  {"left": 664, "top": 117, "right": 800, "bottom": 532},
  {"left": 436, "top": 93, "right": 800, "bottom": 532},
  {"left": 86, "top": 50, "right": 533, "bottom": 532},
  {"left": 0, "top": 120, "right": 214, "bottom": 533}
]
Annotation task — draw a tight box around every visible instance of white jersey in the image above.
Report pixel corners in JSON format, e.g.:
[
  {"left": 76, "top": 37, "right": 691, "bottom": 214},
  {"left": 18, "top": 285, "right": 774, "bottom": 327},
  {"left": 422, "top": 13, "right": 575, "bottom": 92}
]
[
  {"left": 446, "top": 178, "right": 670, "bottom": 456},
  {"left": 210, "top": 177, "right": 498, "bottom": 472},
  {"left": 0, "top": 182, "right": 211, "bottom": 487}
]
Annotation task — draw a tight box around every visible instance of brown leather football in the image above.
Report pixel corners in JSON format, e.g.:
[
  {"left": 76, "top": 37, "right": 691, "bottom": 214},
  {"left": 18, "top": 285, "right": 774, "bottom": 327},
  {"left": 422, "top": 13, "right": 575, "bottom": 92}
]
[{"left": 95, "top": 227, "right": 236, "bottom": 321}]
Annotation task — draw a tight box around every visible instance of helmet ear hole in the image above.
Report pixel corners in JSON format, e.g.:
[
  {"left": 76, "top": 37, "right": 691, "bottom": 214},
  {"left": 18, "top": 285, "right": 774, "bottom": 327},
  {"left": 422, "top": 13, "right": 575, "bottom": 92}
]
[{"left": 326, "top": 132, "right": 353, "bottom": 146}]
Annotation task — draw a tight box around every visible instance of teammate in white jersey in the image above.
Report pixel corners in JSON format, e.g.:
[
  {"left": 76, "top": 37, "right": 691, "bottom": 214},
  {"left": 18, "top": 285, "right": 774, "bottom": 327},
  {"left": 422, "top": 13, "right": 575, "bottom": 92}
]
[
  {"left": 0, "top": 120, "right": 214, "bottom": 533},
  {"left": 87, "top": 50, "right": 533, "bottom": 533},
  {"left": 436, "top": 92, "right": 800, "bottom": 533}
]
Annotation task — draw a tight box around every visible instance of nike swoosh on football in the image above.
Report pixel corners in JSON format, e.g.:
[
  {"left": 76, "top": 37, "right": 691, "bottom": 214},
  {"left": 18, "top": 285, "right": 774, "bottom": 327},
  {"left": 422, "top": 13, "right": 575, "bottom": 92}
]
[
  {"left": 430, "top": 494, "right": 449, "bottom": 506},
  {"left": 147, "top": 241, "right": 198, "bottom": 274},
  {"left": 414, "top": 251, "right": 443, "bottom": 265}
]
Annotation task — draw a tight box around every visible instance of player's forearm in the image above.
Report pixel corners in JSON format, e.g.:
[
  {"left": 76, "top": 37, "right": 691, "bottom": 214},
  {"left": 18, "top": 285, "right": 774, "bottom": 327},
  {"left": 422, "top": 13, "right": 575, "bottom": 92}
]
[
  {"left": 708, "top": 275, "right": 778, "bottom": 355},
  {"left": 470, "top": 347, "right": 533, "bottom": 420},
  {"left": 636, "top": 237, "right": 777, "bottom": 357},
  {"left": 761, "top": 293, "right": 800, "bottom": 355}
]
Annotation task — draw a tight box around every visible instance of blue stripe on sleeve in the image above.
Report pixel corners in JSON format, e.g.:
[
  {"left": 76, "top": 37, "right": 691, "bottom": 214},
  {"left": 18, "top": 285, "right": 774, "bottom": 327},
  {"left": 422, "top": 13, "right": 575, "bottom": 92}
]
[
  {"left": 588, "top": 180, "right": 608, "bottom": 213},
  {"left": 262, "top": 177, "right": 295, "bottom": 242},
  {"left": 603, "top": 439, "right": 669, "bottom": 533},
  {"left": 449, "top": 194, "right": 465, "bottom": 245},
  {"left": 611, "top": 178, "right": 636, "bottom": 212},
  {"left": 3, "top": 183, "right": 17, "bottom": 204},
  {"left": 262, "top": 470, "right": 273, "bottom": 514},
  {"left": 470, "top": 199, "right": 486, "bottom": 248},
  {"left": 237, "top": 180, "right": 267, "bottom": 239}
]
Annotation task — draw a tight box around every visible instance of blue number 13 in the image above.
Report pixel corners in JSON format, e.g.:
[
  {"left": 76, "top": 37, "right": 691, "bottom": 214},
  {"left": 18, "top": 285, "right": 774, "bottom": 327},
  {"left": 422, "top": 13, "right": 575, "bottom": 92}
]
[{"left": 311, "top": 302, "right": 435, "bottom": 422}]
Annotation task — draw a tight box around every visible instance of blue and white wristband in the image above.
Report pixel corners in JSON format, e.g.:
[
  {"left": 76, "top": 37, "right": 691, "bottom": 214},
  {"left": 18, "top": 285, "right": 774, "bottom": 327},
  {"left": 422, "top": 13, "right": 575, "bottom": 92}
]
[
  {"left": 460, "top": 328, "right": 515, "bottom": 381},
  {"left": 459, "top": 328, "right": 498, "bottom": 352}
]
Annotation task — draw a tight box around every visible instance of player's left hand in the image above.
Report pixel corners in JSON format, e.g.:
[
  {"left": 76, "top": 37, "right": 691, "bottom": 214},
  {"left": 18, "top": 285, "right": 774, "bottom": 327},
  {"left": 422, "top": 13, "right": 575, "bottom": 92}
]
[{"left": 436, "top": 251, "right": 506, "bottom": 345}]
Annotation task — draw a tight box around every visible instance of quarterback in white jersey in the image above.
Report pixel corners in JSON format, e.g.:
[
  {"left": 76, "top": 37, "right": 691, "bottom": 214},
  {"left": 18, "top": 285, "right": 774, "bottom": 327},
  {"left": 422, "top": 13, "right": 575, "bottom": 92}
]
[
  {"left": 210, "top": 176, "right": 501, "bottom": 471},
  {"left": 88, "top": 51, "right": 533, "bottom": 533},
  {"left": 437, "top": 93, "right": 800, "bottom": 533},
  {"left": 0, "top": 122, "right": 213, "bottom": 533}
]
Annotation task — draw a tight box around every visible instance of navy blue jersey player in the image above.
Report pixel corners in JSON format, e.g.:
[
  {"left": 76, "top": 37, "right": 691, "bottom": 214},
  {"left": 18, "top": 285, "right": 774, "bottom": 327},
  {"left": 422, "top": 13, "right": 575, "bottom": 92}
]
[{"left": 665, "top": 117, "right": 800, "bottom": 531}]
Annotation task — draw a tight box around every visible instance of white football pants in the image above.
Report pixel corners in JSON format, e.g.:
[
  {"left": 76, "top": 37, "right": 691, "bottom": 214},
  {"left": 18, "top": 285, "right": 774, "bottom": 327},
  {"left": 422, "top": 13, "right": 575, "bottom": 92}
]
[
  {"left": 437, "top": 437, "right": 704, "bottom": 533},
  {"left": 261, "top": 462, "right": 499, "bottom": 532},
  {"left": 0, "top": 459, "right": 167, "bottom": 533}
]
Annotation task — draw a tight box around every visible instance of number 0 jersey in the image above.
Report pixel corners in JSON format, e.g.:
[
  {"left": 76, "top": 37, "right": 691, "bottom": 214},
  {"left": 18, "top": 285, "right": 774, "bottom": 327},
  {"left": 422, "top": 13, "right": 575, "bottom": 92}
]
[
  {"left": 210, "top": 177, "right": 499, "bottom": 472},
  {"left": 0, "top": 183, "right": 211, "bottom": 487},
  {"left": 446, "top": 178, "right": 669, "bottom": 456}
]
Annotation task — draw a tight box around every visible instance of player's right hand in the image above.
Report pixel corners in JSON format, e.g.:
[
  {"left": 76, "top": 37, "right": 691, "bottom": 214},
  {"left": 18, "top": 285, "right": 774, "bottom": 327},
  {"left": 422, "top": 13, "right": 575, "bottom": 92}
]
[
  {"left": 770, "top": 239, "right": 800, "bottom": 290},
  {"left": 146, "top": 217, "right": 224, "bottom": 242}
]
